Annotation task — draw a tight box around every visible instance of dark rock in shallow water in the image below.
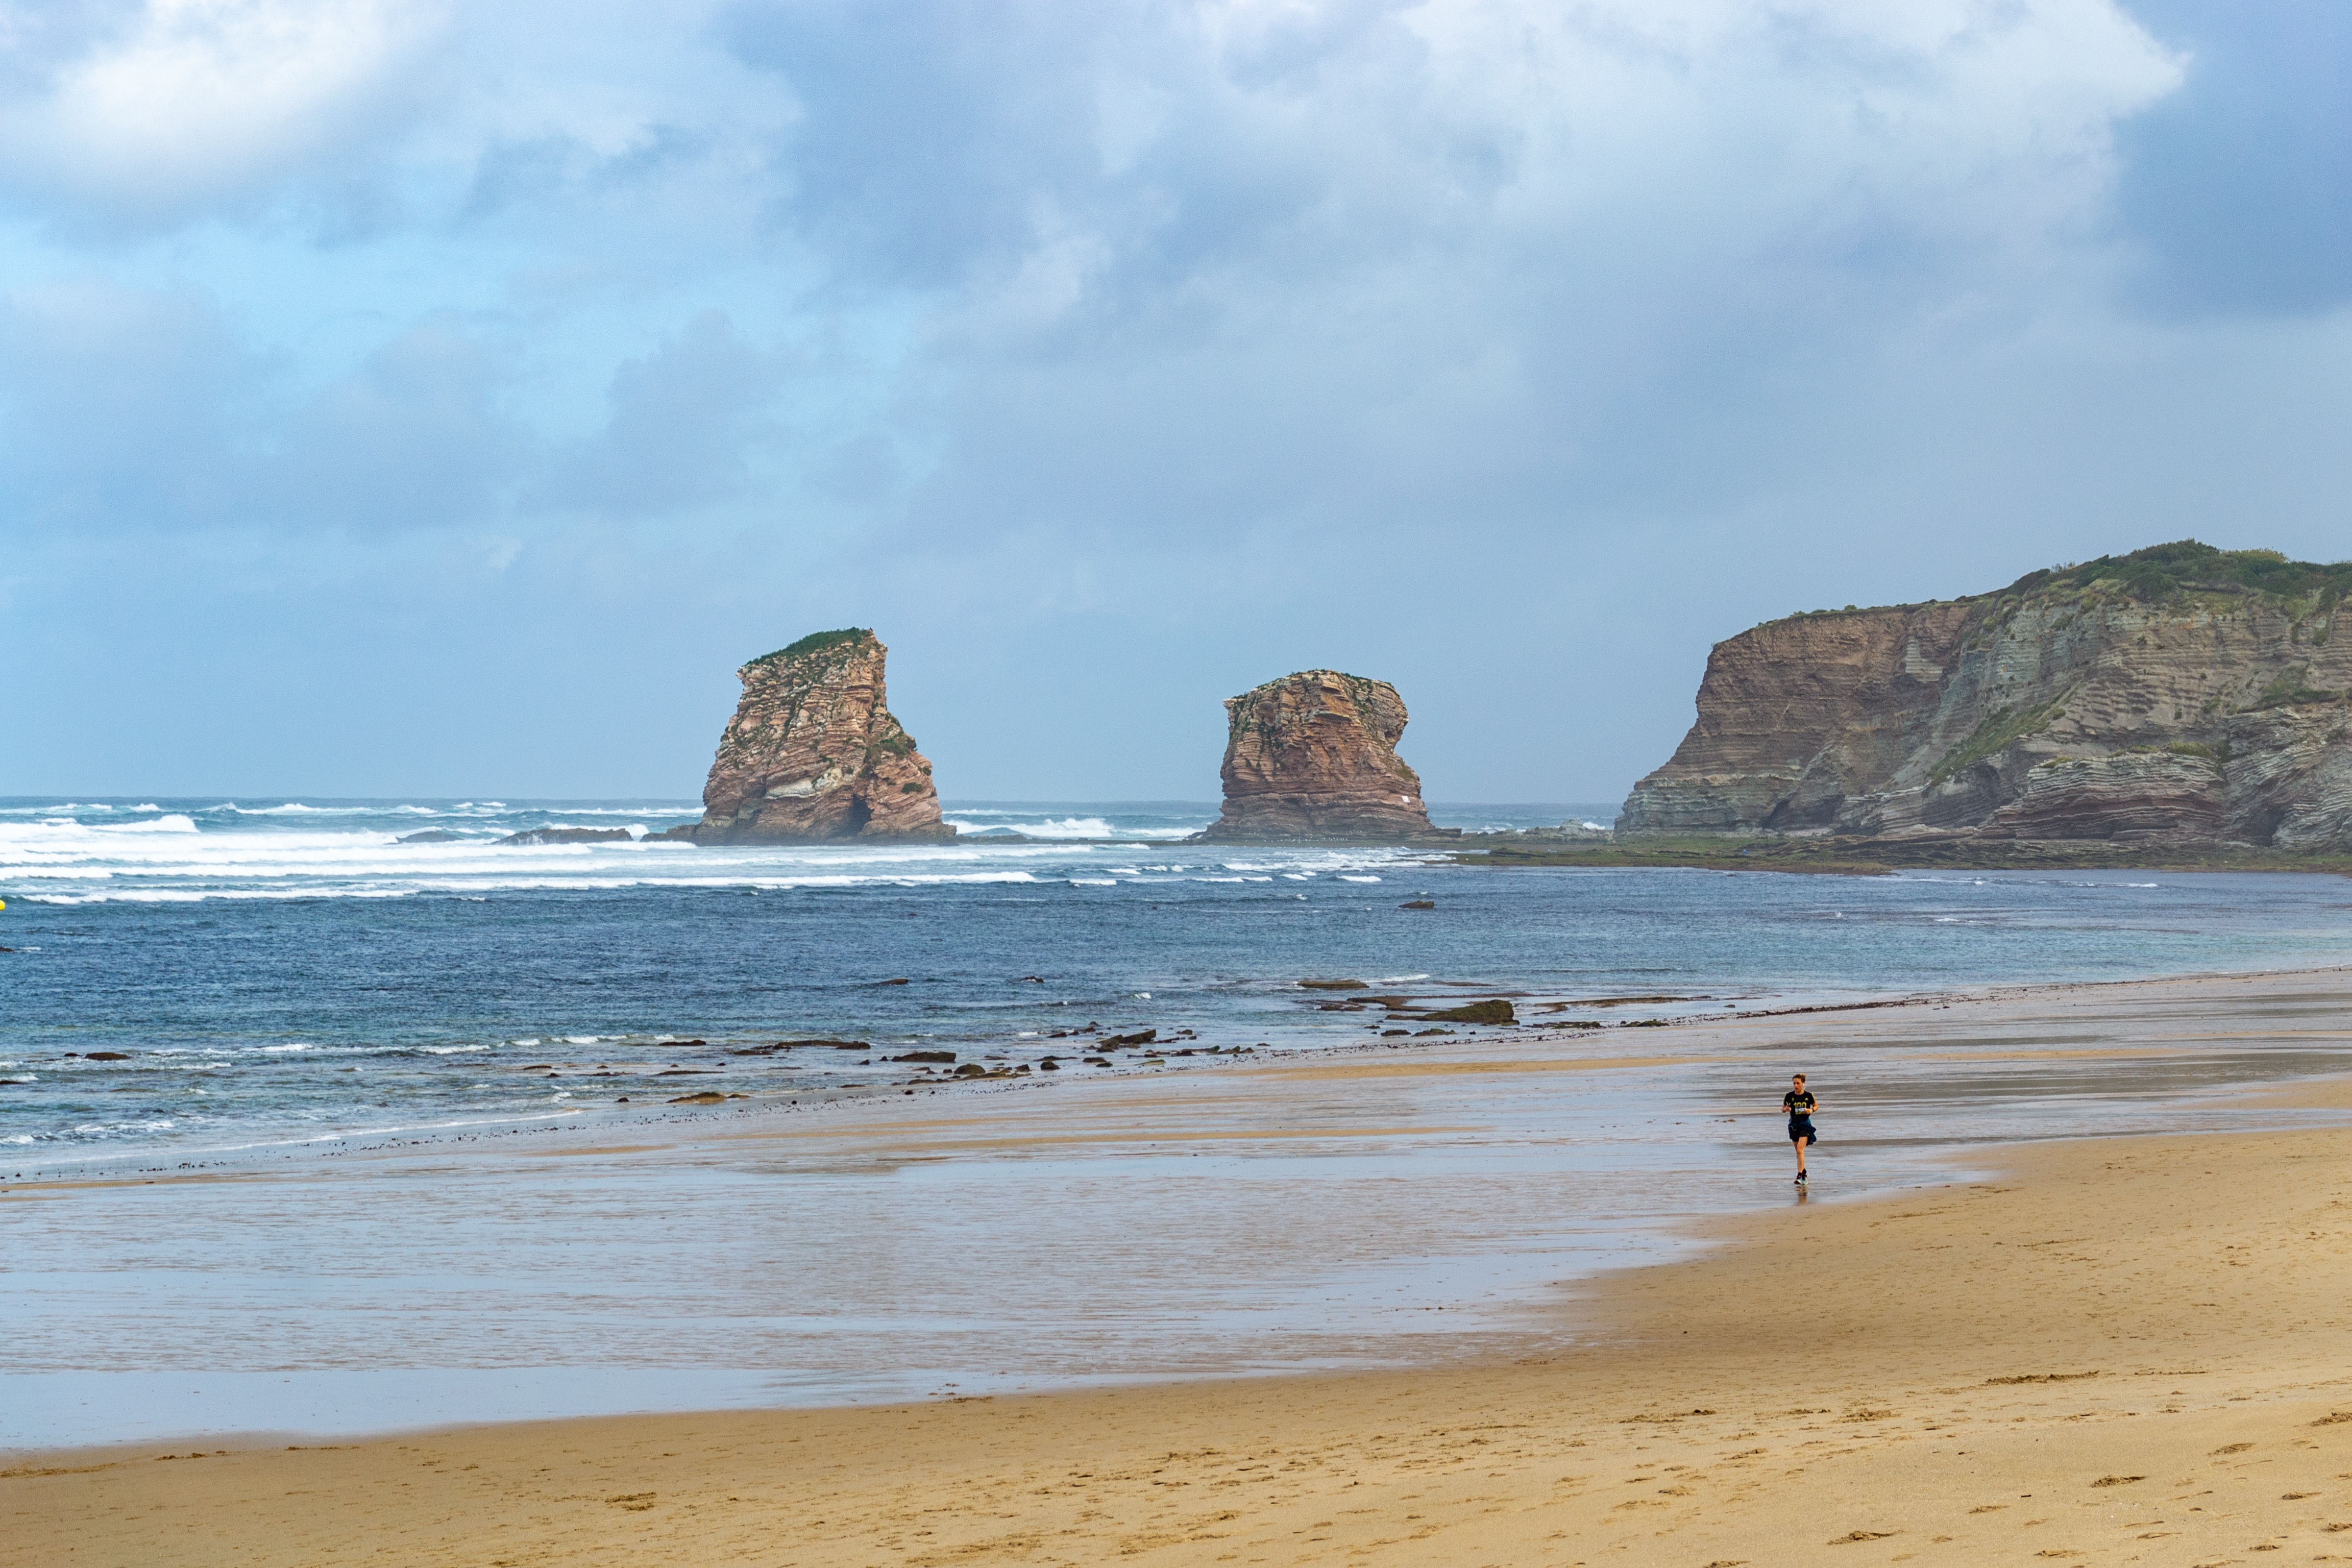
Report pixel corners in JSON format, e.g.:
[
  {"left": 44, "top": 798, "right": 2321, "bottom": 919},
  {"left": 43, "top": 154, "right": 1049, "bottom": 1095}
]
[
  {"left": 1423, "top": 999, "right": 1516, "bottom": 1025},
  {"left": 497, "top": 827, "right": 635, "bottom": 846},
  {"left": 892, "top": 1049, "right": 958, "bottom": 1063},
  {"left": 731, "top": 1039, "right": 870, "bottom": 1055},
  {"left": 1399, "top": 899, "right": 1436, "bottom": 910},
  {"left": 86, "top": 1050, "right": 132, "bottom": 1061},
  {"left": 397, "top": 829, "right": 467, "bottom": 844}
]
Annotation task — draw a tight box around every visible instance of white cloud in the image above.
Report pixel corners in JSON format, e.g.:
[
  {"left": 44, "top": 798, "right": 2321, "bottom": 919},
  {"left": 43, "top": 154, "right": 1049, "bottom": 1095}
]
[{"left": 0, "top": 0, "right": 446, "bottom": 229}]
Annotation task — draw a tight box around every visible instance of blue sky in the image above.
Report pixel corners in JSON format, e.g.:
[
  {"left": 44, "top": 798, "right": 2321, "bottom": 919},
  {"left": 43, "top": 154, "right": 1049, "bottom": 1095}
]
[{"left": 3, "top": 0, "right": 2346, "bottom": 801}]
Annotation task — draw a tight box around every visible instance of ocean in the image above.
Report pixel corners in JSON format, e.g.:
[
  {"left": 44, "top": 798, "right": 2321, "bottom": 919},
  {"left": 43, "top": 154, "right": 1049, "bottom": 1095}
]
[
  {"left": 6, "top": 796, "right": 2352, "bottom": 1175},
  {"left": 10, "top": 795, "right": 2352, "bottom": 1450}
]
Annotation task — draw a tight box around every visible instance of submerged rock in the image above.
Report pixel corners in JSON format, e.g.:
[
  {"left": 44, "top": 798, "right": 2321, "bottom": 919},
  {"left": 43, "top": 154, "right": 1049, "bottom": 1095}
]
[
  {"left": 1199, "top": 670, "right": 1456, "bottom": 843},
  {"left": 671, "top": 628, "right": 951, "bottom": 845},
  {"left": 496, "top": 827, "right": 633, "bottom": 846},
  {"left": 396, "top": 829, "right": 466, "bottom": 844},
  {"left": 1423, "top": 999, "right": 1515, "bottom": 1025}
]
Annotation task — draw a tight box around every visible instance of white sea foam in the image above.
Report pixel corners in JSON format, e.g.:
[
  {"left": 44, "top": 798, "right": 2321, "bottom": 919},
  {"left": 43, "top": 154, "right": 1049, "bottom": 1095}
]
[
  {"left": 946, "top": 815, "right": 1194, "bottom": 840},
  {"left": 0, "top": 804, "right": 1415, "bottom": 904},
  {"left": 1338, "top": 875, "right": 1382, "bottom": 883},
  {"left": 219, "top": 802, "right": 364, "bottom": 815}
]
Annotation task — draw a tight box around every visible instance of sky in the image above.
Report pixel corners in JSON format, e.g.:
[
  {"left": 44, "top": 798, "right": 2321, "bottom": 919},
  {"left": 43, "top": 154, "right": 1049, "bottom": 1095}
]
[{"left": 3, "top": 0, "right": 2347, "bottom": 803}]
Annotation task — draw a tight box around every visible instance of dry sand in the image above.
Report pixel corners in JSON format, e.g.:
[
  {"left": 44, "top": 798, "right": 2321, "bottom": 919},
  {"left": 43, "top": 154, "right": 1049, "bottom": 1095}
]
[{"left": 9, "top": 992, "right": 2352, "bottom": 1566}]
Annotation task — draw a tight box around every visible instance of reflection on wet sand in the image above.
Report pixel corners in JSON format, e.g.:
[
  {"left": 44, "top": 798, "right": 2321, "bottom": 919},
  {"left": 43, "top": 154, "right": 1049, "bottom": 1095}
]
[{"left": 3, "top": 966, "right": 2349, "bottom": 1450}]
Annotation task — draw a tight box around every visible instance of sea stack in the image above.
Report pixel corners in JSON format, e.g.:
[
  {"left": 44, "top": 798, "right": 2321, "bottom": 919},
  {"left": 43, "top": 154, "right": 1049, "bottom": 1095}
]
[
  {"left": 1199, "top": 670, "right": 1453, "bottom": 842},
  {"left": 1619, "top": 541, "right": 2352, "bottom": 847},
  {"left": 673, "top": 629, "right": 952, "bottom": 844}
]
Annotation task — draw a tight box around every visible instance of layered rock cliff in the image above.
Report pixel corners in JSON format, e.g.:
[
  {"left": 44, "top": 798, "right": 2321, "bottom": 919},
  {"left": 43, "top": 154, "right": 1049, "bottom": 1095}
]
[
  {"left": 1621, "top": 543, "right": 2352, "bottom": 848},
  {"left": 1199, "top": 670, "right": 1454, "bottom": 842},
  {"left": 673, "top": 629, "right": 951, "bottom": 844}
]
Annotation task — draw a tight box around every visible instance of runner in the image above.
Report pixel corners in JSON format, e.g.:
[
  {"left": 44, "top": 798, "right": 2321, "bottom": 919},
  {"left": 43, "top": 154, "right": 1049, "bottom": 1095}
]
[{"left": 1782, "top": 1073, "right": 1818, "bottom": 1185}]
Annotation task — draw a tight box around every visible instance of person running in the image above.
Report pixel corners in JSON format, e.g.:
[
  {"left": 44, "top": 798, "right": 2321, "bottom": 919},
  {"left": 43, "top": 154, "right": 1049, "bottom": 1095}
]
[{"left": 1782, "top": 1073, "right": 1818, "bottom": 1185}]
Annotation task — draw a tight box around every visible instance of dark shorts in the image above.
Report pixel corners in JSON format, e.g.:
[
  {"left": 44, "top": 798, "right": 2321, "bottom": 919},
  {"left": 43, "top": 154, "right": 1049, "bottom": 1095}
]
[{"left": 1788, "top": 1117, "right": 1817, "bottom": 1145}]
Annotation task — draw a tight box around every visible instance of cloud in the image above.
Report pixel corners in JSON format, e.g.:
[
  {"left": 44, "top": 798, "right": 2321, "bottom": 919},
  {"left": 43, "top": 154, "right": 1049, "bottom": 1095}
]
[
  {"left": 271, "top": 314, "right": 530, "bottom": 530},
  {"left": 15, "top": 0, "right": 2352, "bottom": 799},
  {"left": 0, "top": 0, "right": 447, "bottom": 232},
  {"left": 537, "top": 310, "right": 793, "bottom": 517},
  {"left": 2113, "top": 0, "right": 2352, "bottom": 315},
  {"left": 0, "top": 277, "right": 255, "bottom": 529},
  {"left": 749, "top": 0, "right": 2188, "bottom": 552}
]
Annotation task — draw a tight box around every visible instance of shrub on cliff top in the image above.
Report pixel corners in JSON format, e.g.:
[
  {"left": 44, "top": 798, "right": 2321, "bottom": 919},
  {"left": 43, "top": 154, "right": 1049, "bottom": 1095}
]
[
  {"left": 2004, "top": 541, "right": 2352, "bottom": 605},
  {"left": 752, "top": 628, "right": 875, "bottom": 667}
]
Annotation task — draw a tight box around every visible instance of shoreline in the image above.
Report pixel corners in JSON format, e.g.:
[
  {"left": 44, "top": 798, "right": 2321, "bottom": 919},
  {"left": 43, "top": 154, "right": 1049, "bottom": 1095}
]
[
  {"left": 1462, "top": 831, "right": 2352, "bottom": 876},
  {"left": 17, "top": 955, "right": 2352, "bottom": 1190},
  {"left": 8, "top": 1037, "right": 2350, "bottom": 1564}
]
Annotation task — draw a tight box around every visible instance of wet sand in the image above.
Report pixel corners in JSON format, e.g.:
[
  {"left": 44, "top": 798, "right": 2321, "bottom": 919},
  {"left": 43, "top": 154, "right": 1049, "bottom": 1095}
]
[{"left": 7, "top": 971, "right": 2352, "bottom": 1564}]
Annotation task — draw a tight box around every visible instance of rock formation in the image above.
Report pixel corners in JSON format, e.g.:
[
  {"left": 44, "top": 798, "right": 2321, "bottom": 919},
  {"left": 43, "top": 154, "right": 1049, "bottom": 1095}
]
[
  {"left": 672, "top": 629, "right": 951, "bottom": 844},
  {"left": 1621, "top": 542, "right": 2352, "bottom": 848},
  {"left": 496, "top": 827, "right": 634, "bottom": 846},
  {"left": 1199, "top": 670, "right": 1455, "bottom": 842}
]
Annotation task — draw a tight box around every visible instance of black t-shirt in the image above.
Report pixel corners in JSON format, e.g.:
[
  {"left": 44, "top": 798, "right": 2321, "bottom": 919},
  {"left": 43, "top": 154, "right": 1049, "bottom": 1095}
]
[{"left": 1783, "top": 1089, "right": 1817, "bottom": 1117}]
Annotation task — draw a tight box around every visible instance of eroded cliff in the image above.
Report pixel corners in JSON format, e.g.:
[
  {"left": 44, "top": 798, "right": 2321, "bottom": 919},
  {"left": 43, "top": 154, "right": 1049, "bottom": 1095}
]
[
  {"left": 1621, "top": 543, "right": 2352, "bottom": 849},
  {"left": 1200, "top": 670, "right": 1454, "bottom": 842},
  {"left": 674, "top": 629, "right": 950, "bottom": 844}
]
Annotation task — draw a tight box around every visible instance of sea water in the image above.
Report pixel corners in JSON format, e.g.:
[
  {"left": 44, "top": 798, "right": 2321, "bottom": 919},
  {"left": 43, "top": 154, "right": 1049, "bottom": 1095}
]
[
  {"left": 7, "top": 797, "right": 2352, "bottom": 1449},
  {"left": 5, "top": 796, "right": 2352, "bottom": 1172}
]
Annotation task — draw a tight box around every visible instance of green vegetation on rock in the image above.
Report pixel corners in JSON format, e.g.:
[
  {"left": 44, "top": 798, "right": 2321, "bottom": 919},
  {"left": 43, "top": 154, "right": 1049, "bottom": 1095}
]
[
  {"left": 1767, "top": 542, "right": 2352, "bottom": 632},
  {"left": 2002, "top": 541, "right": 2352, "bottom": 606},
  {"left": 1927, "top": 695, "right": 2068, "bottom": 783},
  {"left": 751, "top": 628, "right": 874, "bottom": 667},
  {"left": 2249, "top": 666, "right": 2344, "bottom": 710}
]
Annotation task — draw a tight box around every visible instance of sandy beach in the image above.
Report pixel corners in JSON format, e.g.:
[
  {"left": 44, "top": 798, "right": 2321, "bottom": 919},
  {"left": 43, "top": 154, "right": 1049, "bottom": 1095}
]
[{"left": 8, "top": 970, "right": 2352, "bottom": 1566}]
